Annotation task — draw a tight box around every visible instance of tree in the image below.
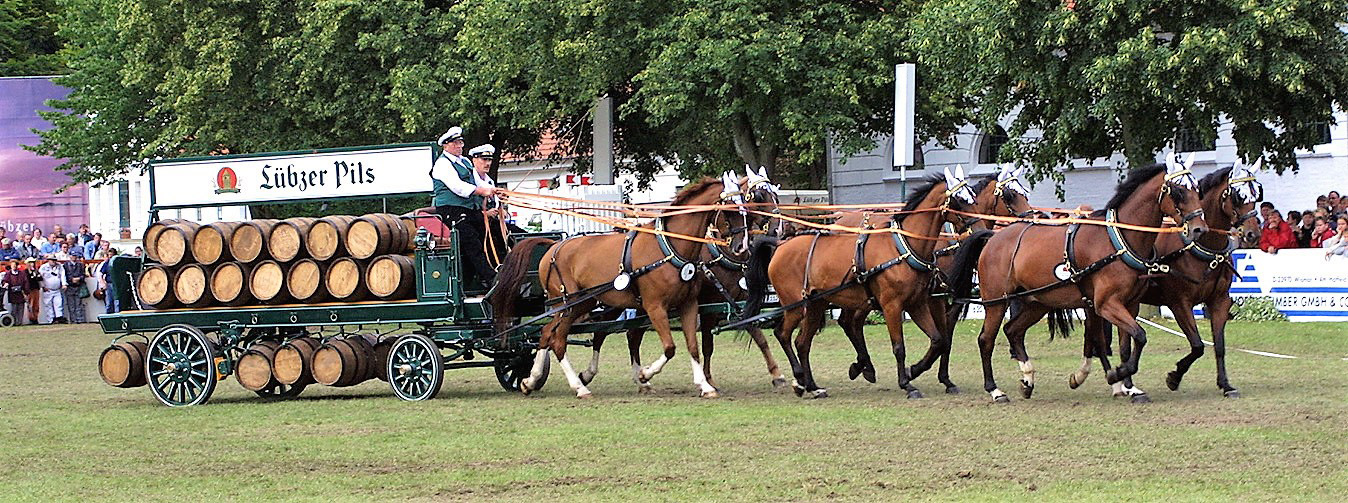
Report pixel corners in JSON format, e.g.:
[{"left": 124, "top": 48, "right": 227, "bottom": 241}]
[
  {"left": 910, "top": 0, "right": 1348, "bottom": 179},
  {"left": 0, "top": 0, "right": 64, "bottom": 75}
]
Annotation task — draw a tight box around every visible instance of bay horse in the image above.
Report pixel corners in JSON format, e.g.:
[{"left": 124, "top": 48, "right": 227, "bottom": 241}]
[
  {"left": 832, "top": 165, "right": 1037, "bottom": 392},
  {"left": 491, "top": 174, "right": 762, "bottom": 398},
  {"left": 744, "top": 167, "right": 981, "bottom": 399},
  {"left": 576, "top": 170, "right": 788, "bottom": 393},
  {"left": 1070, "top": 165, "right": 1263, "bottom": 399},
  {"left": 948, "top": 159, "right": 1209, "bottom": 403}
]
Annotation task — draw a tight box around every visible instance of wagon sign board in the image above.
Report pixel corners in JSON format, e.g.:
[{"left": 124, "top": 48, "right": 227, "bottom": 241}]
[{"left": 149, "top": 144, "right": 435, "bottom": 209}]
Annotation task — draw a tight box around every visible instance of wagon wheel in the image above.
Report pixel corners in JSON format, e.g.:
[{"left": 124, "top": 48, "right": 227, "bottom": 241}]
[
  {"left": 386, "top": 334, "right": 443, "bottom": 401},
  {"left": 495, "top": 350, "right": 549, "bottom": 392},
  {"left": 254, "top": 381, "right": 307, "bottom": 399},
  {"left": 146, "top": 324, "right": 219, "bottom": 407}
]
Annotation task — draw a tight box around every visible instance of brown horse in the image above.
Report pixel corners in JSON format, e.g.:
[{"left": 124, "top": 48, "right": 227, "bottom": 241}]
[
  {"left": 576, "top": 173, "right": 787, "bottom": 393},
  {"left": 744, "top": 168, "right": 981, "bottom": 399},
  {"left": 491, "top": 175, "right": 760, "bottom": 398},
  {"left": 1070, "top": 165, "right": 1263, "bottom": 399},
  {"left": 832, "top": 164, "right": 1037, "bottom": 392},
  {"left": 949, "top": 159, "right": 1209, "bottom": 403}
]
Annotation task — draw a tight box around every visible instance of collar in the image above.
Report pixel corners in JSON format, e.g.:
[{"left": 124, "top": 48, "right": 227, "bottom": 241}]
[
  {"left": 1105, "top": 209, "right": 1168, "bottom": 273},
  {"left": 655, "top": 218, "right": 695, "bottom": 269},
  {"left": 889, "top": 221, "right": 936, "bottom": 274}
]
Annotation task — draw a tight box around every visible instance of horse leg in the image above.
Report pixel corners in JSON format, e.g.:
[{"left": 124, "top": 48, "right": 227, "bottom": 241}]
[
  {"left": 977, "top": 303, "right": 1010, "bottom": 403},
  {"left": 579, "top": 331, "right": 609, "bottom": 386},
  {"left": 903, "top": 298, "right": 947, "bottom": 391},
  {"left": 522, "top": 313, "right": 566, "bottom": 394},
  {"left": 680, "top": 301, "right": 718, "bottom": 398},
  {"left": 841, "top": 308, "right": 877, "bottom": 384},
  {"left": 1165, "top": 303, "right": 1206, "bottom": 392},
  {"left": 774, "top": 306, "right": 808, "bottom": 397},
  {"left": 746, "top": 325, "right": 788, "bottom": 389},
  {"left": 1097, "top": 300, "right": 1150, "bottom": 404},
  {"left": 700, "top": 314, "right": 720, "bottom": 392},
  {"left": 1069, "top": 312, "right": 1103, "bottom": 389},
  {"left": 1207, "top": 295, "right": 1239, "bottom": 397},
  {"left": 879, "top": 299, "right": 923, "bottom": 399},
  {"left": 938, "top": 297, "right": 962, "bottom": 393},
  {"left": 1116, "top": 304, "right": 1148, "bottom": 400},
  {"left": 1002, "top": 304, "right": 1049, "bottom": 399},
  {"left": 637, "top": 306, "right": 678, "bottom": 386},
  {"left": 626, "top": 327, "right": 651, "bottom": 394},
  {"left": 792, "top": 301, "right": 830, "bottom": 398},
  {"left": 547, "top": 307, "right": 594, "bottom": 399}
]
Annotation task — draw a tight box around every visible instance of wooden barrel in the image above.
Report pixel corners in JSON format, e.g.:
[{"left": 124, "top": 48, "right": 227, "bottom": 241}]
[
  {"left": 98, "top": 340, "right": 148, "bottom": 388},
  {"left": 154, "top": 221, "right": 201, "bottom": 266},
  {"left": 247, "top": 260, "right": 289, "bottom": 304},
  {"left": 172, "top": 264, "right": 213, "bottom": 308},
  {"left": 136, "top": 265, "right": 178, "bottom": 309},
  {"left": 209, "top": 261, "right": 252, "bottom": 306},
  {"left": 372, "top": 337, "right": 394, "bottom": 382},
  {"left": 306, "top": 215, "right": 357, "bottom": 261},
  {"left": 286, "top": 258, "right": 328, "bottom": 302},
  {"left": 191, "top": 222, "right": 241, "bottom": 265},
  {"left": 345, "top": 213, "right": 411, "bottom": 259},
  {"left": 325, "top": 257, "right": 369, "bottom": 301},
  {"left": 312, "top": 336, "right": 375, "bottom": 387},
  {"left": 143, "top": 219, "right": 186, "bottom": 263},
  {"left": 272, "top": 337, "right": 321, "bottom": 386},
  {"left": 268, "top": 217, "right": 317, "bottom": 262},
  {"left": 236, "top": 340, "right": 283, "bottom": 392},
  {"left": 229, "top": 219, "right": 278, "bottom": 263},
  {"left": 365, "top": 254, "right": 416, "bottom": 300}
]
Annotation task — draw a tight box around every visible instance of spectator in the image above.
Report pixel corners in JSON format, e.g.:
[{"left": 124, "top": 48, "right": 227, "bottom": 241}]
[
  {"left": 1317, "top": 195, "right": 1330, "bottom": 211},
  {"left": 24, "top": 258, "right": 41, "bottom": 323},
  {"left": 62, "top": 249, "right": 86, "bottom": 324},
  {"left": 38, "top": 256, "right": 66, "bottom": 324},
  {"left": 39, "top": 233, "right": 61, "bottom": 257},
  {"left": 0, "top": 238, "right": 14, "bottom": 261},
  {"left": 0, "top": 228, "right": 6, "bottom": 243},
  {"left": 1258, "top": 202, "right": 1275, "bottom": 222},
  {"left": 52, "top": 224, "right": 64, "bottom": 239},
  {"left": 94, "top": 240, "right": 112, "bottom": 260},
  {"left": 1309, "top": 217, "right": 1337, "bottom": 248},
  {"left": 1289, "top": 210, "right": 1309, "bottom": 247},
  {"left": 15, "top": 234, "right": 37, "bottom": 259},
  {"left": 3, "top": 259, "right": 29, "bottom": 324},
  {"left": 1325, "top": 216, "right": 1348, "bottom": 258},
  {"left": 133, "top": 246, "right": 144, "bottom": 257},
  {"left": 83, "top": 232, "right": 103, "bottom": 259},
  {"left": 77, "top": 224, "right": 94, "bottom": 248},
  {"left": 1328, "top": 191, "right": 1341, "bottom": 213},
  {"left": 1259, "top": 210, "right": 1297, "bottom": 254},
  {"left": 31, "top": 228, "right": 46, "bottom": 250},
  {"left": 99, "top": 249, "right": 121, "bottom": 314}
]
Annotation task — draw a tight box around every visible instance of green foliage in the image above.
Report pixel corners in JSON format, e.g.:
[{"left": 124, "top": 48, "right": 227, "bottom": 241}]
[
  {"left": 910, "top": 0, "right": 1348, "bottom": 181},
  {"left": 1229, "top": 296, "right": 1288, "bottom": 322},
  {"left": 0, "top": 0, "right": 64, "bottom": 75}
]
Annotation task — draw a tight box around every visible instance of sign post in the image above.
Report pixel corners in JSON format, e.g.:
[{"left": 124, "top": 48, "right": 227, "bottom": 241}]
[
  {"left": 893, "top": 63, "right": 916, "bottom": 195},
  {"left": 592, "top": 95, "right": 615, "bottom": 185}
]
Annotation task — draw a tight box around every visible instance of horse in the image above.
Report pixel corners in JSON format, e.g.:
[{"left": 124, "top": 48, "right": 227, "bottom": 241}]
[
  {"left": 742, "top": 167, "right": 982, "bottom": 399},
  {"left": 574, "top": 170, "right": 788, "bottom": 393},
  {"left": 1070, "top": 164, "right": 1263, "bottom": 399},
  {"left": 490, "top": 174, "right": 765, "bottom": 398},
  {"left": 831, "top": 165, "right": 1037, "bottom": 393},
  {"left": 947, "top": 158, "right": 1209, "bottom": 403}
]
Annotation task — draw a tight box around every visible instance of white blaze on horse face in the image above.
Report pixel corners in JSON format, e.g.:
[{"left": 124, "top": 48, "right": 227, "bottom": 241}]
[{"left": 690, "top": 357, "right": 716, "bottom": 394}]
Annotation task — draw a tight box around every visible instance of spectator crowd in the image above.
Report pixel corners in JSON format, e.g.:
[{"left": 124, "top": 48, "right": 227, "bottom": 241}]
[
  {"left": 0, "top": 223, "right": 140, "bottom": 326},
  {"left": 1258, "top": 190, "right": 1348, "bottom": 258}
]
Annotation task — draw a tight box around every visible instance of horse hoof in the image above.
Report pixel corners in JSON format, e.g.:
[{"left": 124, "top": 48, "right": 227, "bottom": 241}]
[
  {"left": 1020, "top": 380, "right": 1034, "bottom": 399},
  {"left": 519, "top": 383, "right": 533, "bottom": 395},
  {"left": 1165, "top": 371, "right": 1181, "bottom": 391},
  {"left": 862, "top": 368, "right": 877, "bottom": 384},
  {"left": 1129, "top": 393, "right": 1151, "bottom": 404},
  {"left": 576, "top": 392, "right": 593, "bottom": 400},
  {"left": 579, "top": 371, "right": 596, "bottom": 386},
  {"left": 848, "top": 362, "right": 862, "bottom": 381},
  {"left": 701, "top": 390, "right": 721, "bottom": 399},
  {"left": 993, "top": 395, "right": 1011, "bottom": 404},
  {"left": 945, "top": 385, "right": 961, "bottom": 395},
  {"left": 811, "top": 389, "right": 829, "bottom": 399},
  {"left": 1068, "top": 374, "right": 1084, "bottom": 390},
  {"left": 1224, "top": 389, "right": 1241, "bottom": 399},
  {"left": 770, "top": 377, "right": 789, "bottom": 389},
  {"left": 792, "top": 385, "right": 807, "bottom": 397},
  {"left": 907, "top": 389, "right": 924, "bottom": 399},
  {"left": 637, "top": 384, "right": 653, "bottom": 395}
]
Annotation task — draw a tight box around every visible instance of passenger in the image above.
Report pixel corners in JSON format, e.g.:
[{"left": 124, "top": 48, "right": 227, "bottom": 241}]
[{"left": 468, "top": 144, "right": 526, "bottom": 261}]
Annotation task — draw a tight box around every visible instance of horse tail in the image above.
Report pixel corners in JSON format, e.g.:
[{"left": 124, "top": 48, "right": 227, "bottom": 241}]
[
  {"left": 948, "top": 230, "right": 994, "bottom": 302},
  {"left": 489, "top": 237, "right": 555, "bottom": 339},
  {"left": 1047, "top": 309, "right": 1076, "bottom": 340},
  {"left": 739, "top": 235, "right": 780, "bottom": 321}
]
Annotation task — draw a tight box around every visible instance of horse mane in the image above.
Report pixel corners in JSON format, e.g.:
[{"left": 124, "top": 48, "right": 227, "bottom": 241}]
[
  {"left": 1105, "top": 163, "right": 1167, "bottom": 210},
  {"left": 970, "top": 174, "right": 995, "bottom": 197},
  {"left": 1197, "top": 166, "right": 1234, "bottom": 197},
  {"left": 896, "top": 173, "right": 950, "bottom": 220},
  {"left": 671, "top": 177, "right": 722, "bottom": 206}
]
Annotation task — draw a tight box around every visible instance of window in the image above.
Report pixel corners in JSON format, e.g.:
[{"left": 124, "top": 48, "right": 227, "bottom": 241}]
[
  {"left": 1306, "top": 122, "right": 1332, "bottom": 146},
  {"left": 978, "top": 125, "right": 1009, "bottom": 164},
  {"left": 1175, "top": 128, "right": 1215, "bottom": 153},
  {"left": 117, "top": 181, "right": 130, "bottom": 229}
]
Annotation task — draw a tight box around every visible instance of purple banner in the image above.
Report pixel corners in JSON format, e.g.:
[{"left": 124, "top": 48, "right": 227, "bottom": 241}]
[{"left": 0, "top": 77, "right": 87, "bottom": 239}]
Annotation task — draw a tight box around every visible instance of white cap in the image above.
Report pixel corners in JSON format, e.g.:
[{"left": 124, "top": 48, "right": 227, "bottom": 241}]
[
  {"left": 437, "top": 126, "right": 463, "bottom": 145},
  {"left": 468, "top": 144, "right": 496, "bottom": 158}
]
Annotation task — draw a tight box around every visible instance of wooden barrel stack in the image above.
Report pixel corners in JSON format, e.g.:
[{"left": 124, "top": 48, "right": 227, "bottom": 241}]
[
  {"left": 272, "top": 337, "right": 322, "bottom": 386},
  {"left": 136, "top": 214, "right": 416, "bottom": 310},
  {"left": 237, "top": 340, "right": 284, "bottom": 392},
  {"left": 313, "top": 336, "right": 379, "bottom": 387}
]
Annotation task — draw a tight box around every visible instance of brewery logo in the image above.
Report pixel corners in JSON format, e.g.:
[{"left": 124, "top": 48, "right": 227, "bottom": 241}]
[{"left": 215, "top": 167, "right": 241, "bottom": 194}]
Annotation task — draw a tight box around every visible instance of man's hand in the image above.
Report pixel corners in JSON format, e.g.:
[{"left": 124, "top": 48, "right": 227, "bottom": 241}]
[{"left": 473, "top": 186, "right": 495, "bottom": 197}]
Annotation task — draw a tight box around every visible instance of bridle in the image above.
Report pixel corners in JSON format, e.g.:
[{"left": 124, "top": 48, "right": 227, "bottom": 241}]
[{"left": 1161, "top": 168, "right": 1205, "bottom": 232}]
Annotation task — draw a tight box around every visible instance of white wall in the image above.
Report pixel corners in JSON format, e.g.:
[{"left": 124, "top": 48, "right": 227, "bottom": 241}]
[{"left": 87, "top": 167, "right": 251, "bottom": 239}]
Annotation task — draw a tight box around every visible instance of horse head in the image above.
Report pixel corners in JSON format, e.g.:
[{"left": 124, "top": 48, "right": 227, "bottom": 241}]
[
  {"left": 1162, "top": 153, "right": 1209, "bottom": 239},
  {"left": 1225, "top": 160, "right": 1264, "bottom": 245},
  {"left": 993, "top": 164, "right": 1036, "bottom": 218},
  {"left": 941, "top": 165, "right": 981, "bottom": 230}
]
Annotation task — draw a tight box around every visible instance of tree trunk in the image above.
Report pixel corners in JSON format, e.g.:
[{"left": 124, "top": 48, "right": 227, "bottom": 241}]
[
  {"left": 1119, "top": 119, "right": 1154, "bottom": 170},
  {"left": 732, "top": 111, "right": 777, "bottom": 175}
]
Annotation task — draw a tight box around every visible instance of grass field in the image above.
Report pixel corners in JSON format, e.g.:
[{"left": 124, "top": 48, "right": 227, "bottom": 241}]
[{"left": 1, "top": 319, "right": 1345, "bottom": 501}]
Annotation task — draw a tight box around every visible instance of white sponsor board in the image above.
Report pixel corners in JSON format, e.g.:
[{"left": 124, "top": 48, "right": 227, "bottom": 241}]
[
  {"left": 1224, "top": 248, "right": 1348, "bottom": 322},
  {"left": 149, "top": 144, "right": 434, "bottom": 208}
]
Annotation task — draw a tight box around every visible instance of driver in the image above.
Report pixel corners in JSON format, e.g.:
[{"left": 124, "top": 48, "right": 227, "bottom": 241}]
[{"left": 431, "top": 126, "right": 499, "bottom": 289}]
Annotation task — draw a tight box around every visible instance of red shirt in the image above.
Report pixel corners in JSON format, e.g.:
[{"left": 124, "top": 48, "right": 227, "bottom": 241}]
[
  {"left": 1259, "top": 221, "right": 1297, "bottom": 252},
  {"left": 1310, "top": 228, "right": 1337, "bottom": 248}
]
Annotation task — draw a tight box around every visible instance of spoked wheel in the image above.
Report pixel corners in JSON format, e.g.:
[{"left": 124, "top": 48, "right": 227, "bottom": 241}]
[
  {"left": 146, "top": 325, "right": 219, "bottom": 407},
  {"left": 254, "top": 381, "right": 307, "bottom": 399},
  {"left": 495, "top": 350, "right": 549, "bottom": 392},
  {"left": 386, "top": 334, "right": 444, "bottom": 401}
]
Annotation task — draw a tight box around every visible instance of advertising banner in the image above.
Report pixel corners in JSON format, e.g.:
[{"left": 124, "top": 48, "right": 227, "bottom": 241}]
[
  {"left": 1227, "top": 248, "right": 1348, "bottom": 322},
  {"left": 0, "top": 77, "right": 87, "bottom": 236},
  {"left": 150, "top": 144, "right": 435, "bottom": 208}
]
